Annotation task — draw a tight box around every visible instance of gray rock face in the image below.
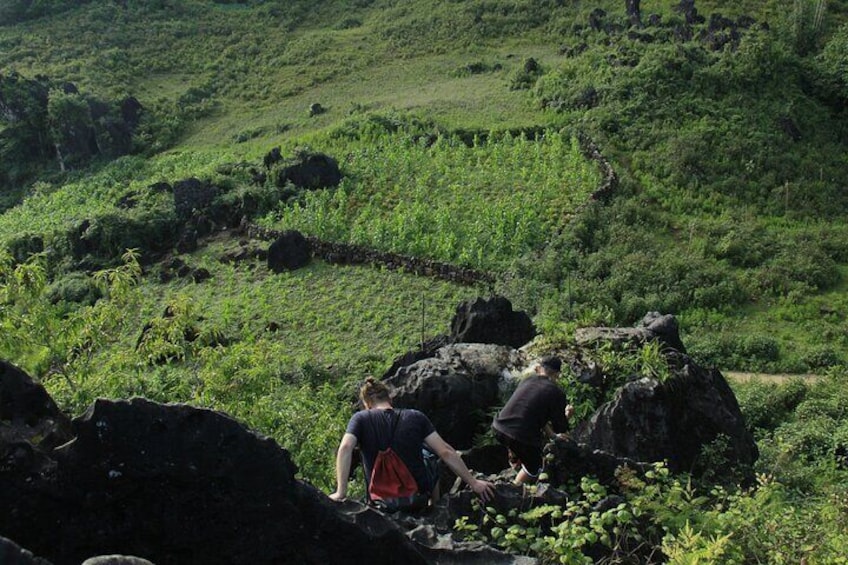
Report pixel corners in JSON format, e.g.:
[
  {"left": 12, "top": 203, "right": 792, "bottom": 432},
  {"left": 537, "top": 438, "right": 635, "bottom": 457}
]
[
  {"left": 0, "top": 360, "right": 73, "bottom": 450},
  {"left": 0, "top": 536, "right": 52, "bottom": 565},
  {"left": 575, "top": 311, "right": 687, "bottom": 354},
  {"left": 81, "top": 557, "right": 154, "bottom": 565},
  {"left": 551, "top": 353, "right": 757, "bottom": 483},
  {"left": 1, "top": 374, "right": 429, "bottom": 565},
  {"left": 450, "top": 296, "right": 536, "bottom": 349},
  {"left": 386, "top": 344, "right": 525, "bottom": 449}
]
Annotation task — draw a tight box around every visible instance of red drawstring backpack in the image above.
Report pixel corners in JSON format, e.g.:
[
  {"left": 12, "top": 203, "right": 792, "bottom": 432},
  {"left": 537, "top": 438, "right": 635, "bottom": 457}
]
[{"left": 368, "top": 410, "right": 419, "bottom": 504}]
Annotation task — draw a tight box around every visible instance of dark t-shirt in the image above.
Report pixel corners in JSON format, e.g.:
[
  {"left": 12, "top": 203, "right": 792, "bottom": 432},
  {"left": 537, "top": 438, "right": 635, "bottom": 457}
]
[
  {"left": 492, "top": 376, "right": 569, "bottom": 447},
  {"left": 346, "top": 408, "right": 437, "bottom": 496}
]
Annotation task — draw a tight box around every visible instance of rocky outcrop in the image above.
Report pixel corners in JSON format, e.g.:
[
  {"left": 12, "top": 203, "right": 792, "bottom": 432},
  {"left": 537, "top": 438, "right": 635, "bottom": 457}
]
[
  {"left": 449, "top": 296, "right": 535, "bottom": 349},
  {"left": 386, "top": 344, "right": 526, "bottom": 450},
  {"left": 382, "top": 335, "right": 451, "bottom": 381},
  {"left": 544, "top": 314, "right": 756, "bottom": 484},
  {"left": 385, "top": 312, "right": 754, "bottom": 486},
  {"left": 274, "top": 151, "right": 342, "bottom": 190},
  {"left": 381, "top": 296, "right": 535, "bottom": 380},
  {"left": 0, "top": 360, "right": 73, "bottom": 450},
  {"left": 1, "top": 362, "right": 536, "bottom": 564},
  {"left": 0, "top": 386, "right": 431, "bottom": 564},
  {"left": 267, "top": 230, "right": 311, "bottom": 272},
  {"left": 173, "top": 177, "right": 219, "bottom": 221},
  {"left": 80, "top": 557, "right": 154, "bottom": 565},
  {"left": 0, "top": 73, "right": 141, "bottom": 171},
  {"left": 575, "top": 311, "right": 687, "bottom": 354},
  {"left": 263, "top": 146, "right": 282, "bottom": 169},
  {"left": 2, "top": 310, "right": 758, "bottom": 563},
  {"left": 0, "top": 536, "right": 51, "bottom": 565},
  {"left": 565, "top": 353, "right": 757, "bottom": 479}
]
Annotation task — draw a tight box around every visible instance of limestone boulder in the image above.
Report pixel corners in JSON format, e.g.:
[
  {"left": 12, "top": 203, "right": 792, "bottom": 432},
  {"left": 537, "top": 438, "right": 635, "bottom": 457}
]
[
  {"left": 267, "top": 230, "right": 311, "bottom": 272},
  {"left": 450, "top": 296, "right": 535, "bottom": 349},
  {"left": 275, "top": 151, "right": 342, "bottom": 190},
  {"left": 544, "top": 437, "right": 650, "bottom": 486},
  {"left": 0, "top": 536, "right": 52, "bottom": 565},
  {"left": 575, "top": 311, "right": 687, "bottom": 354},
  {"left": 555, "top": 352, "right": 757, "bottom": 482},
  {"left": 0, "top": 360, "right": 73, "bottom": 450},
  {"left": 386, "top": 344, "right": 525, "bottom": 449},
  {"left": 1, "top": 387, "right": 430, "bottom": 564},
  {"left": 81, "top": 557, "right": 154, "bottom": 565}
]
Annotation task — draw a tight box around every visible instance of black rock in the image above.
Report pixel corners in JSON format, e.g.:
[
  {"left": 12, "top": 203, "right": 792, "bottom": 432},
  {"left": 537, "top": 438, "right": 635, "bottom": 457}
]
[{"left": 267, "top": 230, "right": 311, "bottom": 273}]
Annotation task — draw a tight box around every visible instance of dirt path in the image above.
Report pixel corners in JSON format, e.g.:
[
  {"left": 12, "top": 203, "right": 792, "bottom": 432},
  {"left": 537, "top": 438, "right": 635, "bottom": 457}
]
[{"left": 724, "top": 371, "right": 821, "bottom": 384}]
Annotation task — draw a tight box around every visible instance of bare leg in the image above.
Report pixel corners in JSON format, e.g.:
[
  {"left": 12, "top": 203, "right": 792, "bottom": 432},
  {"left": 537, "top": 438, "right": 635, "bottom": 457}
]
[
  {"left": 430, "top": 481, "right": 441, "bottom": 505},
  {"left": 514, "top": 467, "right": 537, "bottom": 485}
]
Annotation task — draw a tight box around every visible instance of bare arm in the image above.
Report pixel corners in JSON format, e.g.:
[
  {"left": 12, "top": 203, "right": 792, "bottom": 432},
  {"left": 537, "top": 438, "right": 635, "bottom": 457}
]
[
  {"left": 329, "top": 433, "right": 358, "bottom": 501},
  {"left": 424, "top": 431, "right": 495, "bottom": 501}
]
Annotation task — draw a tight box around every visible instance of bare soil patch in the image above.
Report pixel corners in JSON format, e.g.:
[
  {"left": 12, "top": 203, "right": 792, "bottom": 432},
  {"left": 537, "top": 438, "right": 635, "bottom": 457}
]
[{"left": 724, "top": 371, "right": 821, "bottom": 384}]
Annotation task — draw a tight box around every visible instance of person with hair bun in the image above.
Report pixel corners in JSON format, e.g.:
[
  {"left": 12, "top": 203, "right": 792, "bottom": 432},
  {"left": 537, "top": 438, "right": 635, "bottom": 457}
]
[{"left": 330, "top": 376, "right": 494, "bottom": 510}]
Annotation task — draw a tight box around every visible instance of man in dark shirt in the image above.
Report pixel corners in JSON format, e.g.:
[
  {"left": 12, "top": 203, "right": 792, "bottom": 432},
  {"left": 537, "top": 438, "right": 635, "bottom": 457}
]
[
  {"left": 492, "top": 355, "right": 573, "bottom": 484},
  {"left": 330, "top": 377, "right": 494, "bottom": 507}
]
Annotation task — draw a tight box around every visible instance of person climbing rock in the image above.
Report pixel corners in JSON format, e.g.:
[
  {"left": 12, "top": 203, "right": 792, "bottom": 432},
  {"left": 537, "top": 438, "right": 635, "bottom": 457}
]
[
  {"left": 492, "top": 355, "right": 574, "bottom": 484},
  {"left": 330, "top": 377, "right": 494, "bottom": 511}
]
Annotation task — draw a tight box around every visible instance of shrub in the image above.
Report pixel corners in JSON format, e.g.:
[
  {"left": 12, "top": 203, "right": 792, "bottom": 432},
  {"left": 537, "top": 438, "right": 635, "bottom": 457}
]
[
  {"left": 46, "top": 272, "right": 102, "bottom": 306},
  {"left": 802, "top": 347, "right": 842, "bottom": 370},
  {"left": 66, "top": 210, "right": 181, "bottom": 266},
  {"left": 755, "top": 243, "right": 840, "bottom": 296},
  {"left": 4, "top": 233, "right": 44, "bottom": 264},
  {"left": 817, "top": 22, "right": 848, "bottom": 105},
  {"left": 508, "top": 57, "right": 543, "bottom": 90},
  {"left": 735, "top": 378, "right": 808, "bottom": 433}
]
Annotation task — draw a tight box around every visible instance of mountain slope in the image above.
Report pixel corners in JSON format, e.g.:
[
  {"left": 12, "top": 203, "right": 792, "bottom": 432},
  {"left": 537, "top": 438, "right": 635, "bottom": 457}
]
[{"left": 1, "top": 0, "right": 847, "bottom": 369}]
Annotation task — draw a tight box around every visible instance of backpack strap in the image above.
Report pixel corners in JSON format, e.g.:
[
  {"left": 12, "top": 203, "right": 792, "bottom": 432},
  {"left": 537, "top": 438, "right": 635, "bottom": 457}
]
[
  {"left": 387, "top": 409, "right": 403, "bottom": 446},
  {"left": 370, "top": 408, "right": 403, "bottom": 451}
]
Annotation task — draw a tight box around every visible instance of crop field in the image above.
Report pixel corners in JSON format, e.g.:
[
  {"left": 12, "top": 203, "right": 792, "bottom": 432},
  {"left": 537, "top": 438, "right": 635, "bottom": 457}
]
[{"left": 2, "top": 0, "right": 848, "bottom": 561}]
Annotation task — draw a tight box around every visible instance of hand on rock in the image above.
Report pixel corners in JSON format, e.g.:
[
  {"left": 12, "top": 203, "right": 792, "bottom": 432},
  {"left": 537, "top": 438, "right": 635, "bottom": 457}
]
[{"left": 470, "top": 478, "right": 496, "bottom": 502}]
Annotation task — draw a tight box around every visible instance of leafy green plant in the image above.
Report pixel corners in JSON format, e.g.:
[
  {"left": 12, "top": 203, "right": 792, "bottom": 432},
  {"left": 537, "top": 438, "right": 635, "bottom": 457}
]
[{"left": 264, "top": 128, "right": 599, "bottom": 270}]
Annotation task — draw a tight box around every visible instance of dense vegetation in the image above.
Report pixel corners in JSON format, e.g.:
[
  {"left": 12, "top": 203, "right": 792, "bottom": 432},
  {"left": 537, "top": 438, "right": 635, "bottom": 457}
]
[{"left": 1, "top": 0, "right": 847, "bottom": 562}]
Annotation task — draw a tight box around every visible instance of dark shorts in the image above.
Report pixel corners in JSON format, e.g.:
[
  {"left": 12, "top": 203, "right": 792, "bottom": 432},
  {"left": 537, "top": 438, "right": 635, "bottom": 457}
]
[
  {"left": 493, "top": 429, "right": 543, "bottom": 478},
  {"left": 422, "top": 446, "right": 439, "bottom": 492}
]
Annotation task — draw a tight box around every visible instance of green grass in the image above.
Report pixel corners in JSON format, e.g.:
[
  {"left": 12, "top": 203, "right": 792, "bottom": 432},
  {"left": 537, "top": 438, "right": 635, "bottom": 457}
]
[
  {"left": 2, "top": 2, "right": 848, "bottom": 561},
  {"left": 262, "top": 128, "right": 599, "bottom": 269},
  {"left": 2, "top": 0, "right": 846, "bottom": 373},
  {"left": 23, "top": 245, "right": 484, "bottom": 490},
  {"left": 44, "top": 245, "right": 483, "bottom": 407}
]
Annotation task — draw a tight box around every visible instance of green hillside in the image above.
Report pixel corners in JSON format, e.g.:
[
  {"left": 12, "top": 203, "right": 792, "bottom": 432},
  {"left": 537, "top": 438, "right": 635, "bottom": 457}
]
[
  {"left": 1, "top": 0, "right": 846, "bottom": 373},
  {"left": 2, "top": 1, "right": 848, "bottom": 562}
]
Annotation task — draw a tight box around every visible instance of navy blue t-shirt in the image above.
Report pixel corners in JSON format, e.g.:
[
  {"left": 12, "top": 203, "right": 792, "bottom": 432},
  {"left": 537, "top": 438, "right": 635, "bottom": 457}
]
[{"left": 346, "top": 408, "right": 436, "bottom": 496}]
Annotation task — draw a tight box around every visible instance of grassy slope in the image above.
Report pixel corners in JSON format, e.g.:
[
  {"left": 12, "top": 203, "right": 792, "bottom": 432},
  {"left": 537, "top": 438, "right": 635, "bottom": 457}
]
[
  {"left": 0, "top": 0, "right": 847, "bottom": 381},
  {"left": 1, "top": 6, "right": 848, "bottom": 558}
]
